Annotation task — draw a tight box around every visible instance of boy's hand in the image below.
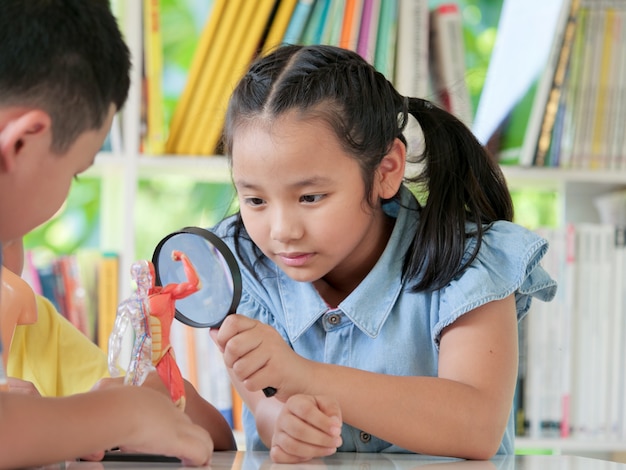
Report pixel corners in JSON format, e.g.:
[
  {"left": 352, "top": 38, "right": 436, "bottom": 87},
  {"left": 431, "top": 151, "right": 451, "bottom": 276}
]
[
  {"left": 6, "top": 377, "right": 41, "bottom": 396},
  {"left": 81, "top": 386, "right": 213, "bottom": 466},
  {"left": 211, "top": 315, "right": 309, "bottom": 400},
  {"left": 270, "top": 394, "right": 342, "bottom": 464}
]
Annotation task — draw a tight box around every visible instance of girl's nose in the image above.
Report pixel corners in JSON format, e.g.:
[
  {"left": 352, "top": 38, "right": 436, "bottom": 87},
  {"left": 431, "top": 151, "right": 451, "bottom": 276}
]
[{"left": 270, "top": 208, "right": 303, "bottom": 243}]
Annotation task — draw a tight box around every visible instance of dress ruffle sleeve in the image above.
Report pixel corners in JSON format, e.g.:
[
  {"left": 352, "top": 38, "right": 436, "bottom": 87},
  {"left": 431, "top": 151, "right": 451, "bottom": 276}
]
[{"left": 434, "top": 221, "right": 558, "bottom": 344}]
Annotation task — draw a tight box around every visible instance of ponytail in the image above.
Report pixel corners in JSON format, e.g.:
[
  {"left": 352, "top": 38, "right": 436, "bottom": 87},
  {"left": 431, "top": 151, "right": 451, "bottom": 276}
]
[{"left": 402, "top": 97, "right": 513, "bottom": 292}]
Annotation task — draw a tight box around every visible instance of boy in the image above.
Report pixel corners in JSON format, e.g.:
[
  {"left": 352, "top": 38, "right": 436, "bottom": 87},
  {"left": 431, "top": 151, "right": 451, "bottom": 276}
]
[{"left": 0, "top": 1, "right": 233, "bottom": 467}]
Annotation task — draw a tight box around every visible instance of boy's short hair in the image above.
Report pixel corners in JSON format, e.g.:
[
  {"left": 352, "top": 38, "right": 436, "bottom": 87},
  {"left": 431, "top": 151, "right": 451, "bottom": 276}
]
[{"left": 0, "top": 0, "right": 131, "bottom": 153}]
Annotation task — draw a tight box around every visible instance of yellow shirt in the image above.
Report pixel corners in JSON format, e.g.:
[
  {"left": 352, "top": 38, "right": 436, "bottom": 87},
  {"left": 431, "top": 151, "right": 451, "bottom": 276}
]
[{"left": 7, "top": 295, "right": 109, "bottom": 396}]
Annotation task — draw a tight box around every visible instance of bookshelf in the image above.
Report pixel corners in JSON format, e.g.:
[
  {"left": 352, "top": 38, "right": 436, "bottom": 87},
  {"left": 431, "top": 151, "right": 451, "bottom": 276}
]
[{"left": 25, "top": 0, "right": 626, "bottom": 457}]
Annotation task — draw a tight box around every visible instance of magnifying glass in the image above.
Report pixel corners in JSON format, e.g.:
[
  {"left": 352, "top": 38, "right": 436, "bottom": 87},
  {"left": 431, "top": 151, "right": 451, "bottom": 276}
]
[{"left": 152, "top": 226, "right": 277, "bottom": 397}]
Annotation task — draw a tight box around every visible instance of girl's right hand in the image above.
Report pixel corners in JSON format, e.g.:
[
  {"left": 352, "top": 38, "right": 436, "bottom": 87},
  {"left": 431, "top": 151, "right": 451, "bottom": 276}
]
[{"left": 269, "top": 394, "right": 342, "bottom": 464}]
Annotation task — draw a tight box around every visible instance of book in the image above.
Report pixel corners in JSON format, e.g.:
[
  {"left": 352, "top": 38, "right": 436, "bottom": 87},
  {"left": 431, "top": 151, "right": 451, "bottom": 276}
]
[
  {"left": 472, "top": 0, "right": 570, "bottom": 163},
  {"left": 533, "top": 0, "right": 581, "bottom": 167},
  {"left": 301, "top": 0, "right": 332, "bottom": 45},
  {"left": 394, "top": 0, "right": 429, "bottom": 99},
  {"left": 282, "top": 0, "right": 316, "bottom": 44},
  {"left": 141, "top": 0, "right": 166, "bottom": 155},
  {"left": 166, "top": 0, "right": 228, "bottom": 153},
  {"left": 606, "top": 1, "right": 626, "bottom": 170},
  {"left": 356, "top": 0, "right": 381, "bottom": 64},
  {"left": 429, "top": 3, "right": 473, "bottom": 127},
  {"left": 555, "top": 2, "right": 587, "bottom": 169},
  {"left": 97, "top": 253, "right": 120, "bottom": 351},
  {"left": 262, "top": 0, "right": 298, "bottom": 54},
  {"left": 56, "top": 256, "right": 90, "bottom": 338},
  {"left": 339, "top": 0, "right": 364, "bottom": 50},
  {"left": 373, "top": 0, "right": 398, "bottom": 80},
  {"left": 320, "top": 0, "right": 346, "bottom": 46},
  {"left": 516, "top": 0, "right": 573, "bottom": 166},
  {"left": 589, "top": 3, "right": 618, "bottom": 169},
  {"left": 188, "top": 0, "right": 278, "bottom": 155}
]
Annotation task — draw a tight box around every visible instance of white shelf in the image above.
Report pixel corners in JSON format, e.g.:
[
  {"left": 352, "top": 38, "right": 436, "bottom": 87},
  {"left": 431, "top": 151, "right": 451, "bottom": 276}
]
[
  {"left": 501, "top": 166, "right": 626, "bottom": 187},
  {"left": 516, "top": 437, "right": 626, "bottom": 454}
]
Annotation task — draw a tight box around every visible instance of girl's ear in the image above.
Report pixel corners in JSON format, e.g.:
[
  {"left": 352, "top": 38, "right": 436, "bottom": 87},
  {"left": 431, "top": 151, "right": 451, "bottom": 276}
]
[
  {"left": 0, "top": 110, "right": 52, "bottom": 173},
  {"left": 376, "top": 138, "right": 406, "bottom": 199}
]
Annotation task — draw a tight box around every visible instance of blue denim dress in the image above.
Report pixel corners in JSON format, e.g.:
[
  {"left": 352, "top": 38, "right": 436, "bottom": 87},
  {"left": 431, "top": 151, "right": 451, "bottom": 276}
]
[{"left": 211, "top": 186, "right": 557, "bottom": 454}]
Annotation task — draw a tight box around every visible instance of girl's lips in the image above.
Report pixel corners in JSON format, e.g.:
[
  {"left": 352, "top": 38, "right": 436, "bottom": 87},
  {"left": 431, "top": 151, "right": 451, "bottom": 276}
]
[{"left": 277, "top": 252, "right": 314, "bottom": 267}]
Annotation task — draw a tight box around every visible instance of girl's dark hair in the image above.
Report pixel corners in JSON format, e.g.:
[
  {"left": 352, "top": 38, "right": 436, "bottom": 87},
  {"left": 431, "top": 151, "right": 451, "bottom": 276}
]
[
  {"left": 0, "top": 0, "right": 131, "bottom": 153},
  {"left": 223, "top": 44, "right": 513, "bottom": 292}
]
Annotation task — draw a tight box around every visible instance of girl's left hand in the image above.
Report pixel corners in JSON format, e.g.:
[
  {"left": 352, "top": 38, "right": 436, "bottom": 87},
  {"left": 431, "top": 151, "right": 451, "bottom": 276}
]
[
  {"left": 211, "top": 314, "right": 309, "bottom": 400},
  {"left": 270, "top": 394, "right": 342, "bottom": 464}
]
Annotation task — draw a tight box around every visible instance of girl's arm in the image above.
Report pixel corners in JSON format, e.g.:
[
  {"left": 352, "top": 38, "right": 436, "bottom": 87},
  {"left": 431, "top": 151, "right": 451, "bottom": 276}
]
[
  {"left": 181, "top": 377, "right": 237, "bottom": 450},
  {"left": 303, "top": 295, "right": 518, "bottom": 459},
  {"left": 0, "top": 385, "right": 213, "bottom": 469},
  {"left": 217, "top": 295, "right": 518, "bottom": 460}
]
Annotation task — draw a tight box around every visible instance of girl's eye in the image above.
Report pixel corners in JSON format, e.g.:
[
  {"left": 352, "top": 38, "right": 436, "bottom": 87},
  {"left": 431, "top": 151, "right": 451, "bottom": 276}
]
[
  {"left": 300, "top": 194, "right": 325, "bottom": 204},
  {"left": 245, "top": 197, "right": 265, "bottom": 207}
]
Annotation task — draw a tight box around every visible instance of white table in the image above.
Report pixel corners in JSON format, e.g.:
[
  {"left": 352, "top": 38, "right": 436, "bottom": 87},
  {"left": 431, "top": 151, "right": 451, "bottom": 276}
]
[{"left": 49, "top": 451, "right": 626, "bottom": 469}]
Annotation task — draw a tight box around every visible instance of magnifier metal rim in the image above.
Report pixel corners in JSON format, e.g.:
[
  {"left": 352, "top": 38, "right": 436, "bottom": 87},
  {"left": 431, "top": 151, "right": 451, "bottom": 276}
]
[{"left": 152, "top": 226, "right": 242, "bottom": 328}]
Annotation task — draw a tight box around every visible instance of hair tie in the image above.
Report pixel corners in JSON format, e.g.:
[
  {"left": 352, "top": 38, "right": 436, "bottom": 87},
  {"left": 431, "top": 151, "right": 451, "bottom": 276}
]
[{"left": 417, "top": 98, "right": 433, "bottom": 109}]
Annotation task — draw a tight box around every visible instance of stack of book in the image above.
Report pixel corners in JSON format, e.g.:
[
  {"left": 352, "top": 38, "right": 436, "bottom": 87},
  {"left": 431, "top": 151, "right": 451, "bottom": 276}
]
[
  {"left": 484, "top": 0, "right": 626, "bottom": 169},
  {"left": 140, "top": 0, "right": 472, "bottom": 156},
  {"left": 517, "top": 219, "right": 626, "bottom": 440}
]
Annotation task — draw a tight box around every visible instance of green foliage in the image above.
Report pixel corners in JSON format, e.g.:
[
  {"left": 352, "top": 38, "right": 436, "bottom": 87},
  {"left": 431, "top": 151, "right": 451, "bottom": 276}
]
[
  {"left": 133, "top": 177, "right": 236, "bottom": 260},
  {"left": 24, "top": 178, "right": 102, "bottom": 261}
]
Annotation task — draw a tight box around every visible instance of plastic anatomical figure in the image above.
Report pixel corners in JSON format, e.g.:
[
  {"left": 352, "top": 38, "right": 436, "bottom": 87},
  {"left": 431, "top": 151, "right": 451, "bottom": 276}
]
[{"left": 108, "top": 250, "right": 200, "bottom": 410}]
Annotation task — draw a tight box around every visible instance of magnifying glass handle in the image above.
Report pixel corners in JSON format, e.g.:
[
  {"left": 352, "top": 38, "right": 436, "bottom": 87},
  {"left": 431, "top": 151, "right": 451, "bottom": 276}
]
[{"left": 263, "top": 387, "right": 277, "bottom": 397}]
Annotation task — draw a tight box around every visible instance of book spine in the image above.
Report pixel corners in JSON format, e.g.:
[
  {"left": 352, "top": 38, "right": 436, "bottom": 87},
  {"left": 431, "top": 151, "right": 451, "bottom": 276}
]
[
  {"left": 142, "top": 0, "right": 166, "bottom": 155},
  {"left": 429, "top": 3, "right": 473, "bottom": 126},
  {"left": 262, "top": 0, "right": 298, "bottom": 53},
  {"left": 283, "top": 0, "right": 316, "bottom": 45},
  {"left": 518, "top": 0, "right": 573, "bottom": 166},
  {"left": 589, "top": 1, "right": 613, "bottom": 169},
  {"left": 339, "top": 0, "right": 364, "bottom": 50},
  {"left": 373, "top": 0, "right": 398, "bottom": 80},
  {"left": 97, "top": 253, "right": 119, "bottom": 351},
  {"left": 534, "top": 0, "right": 581, "bottom": 167},
  {"left": 166, "top": 0, "right": 229, "bottom": 153},
  {"left": 394, "top": 0, "right": 429, "bottom": 99}
]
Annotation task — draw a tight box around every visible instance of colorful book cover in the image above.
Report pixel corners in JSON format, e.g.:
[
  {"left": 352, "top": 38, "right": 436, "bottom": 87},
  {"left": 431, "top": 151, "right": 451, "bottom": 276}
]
[
  {"left": 301, "top": 0, "right": 331, "bottom": 45},
  {"left": 472, "top": 0, "right": 570, "bottom": 165},
  {"left": 320, "top": 0, "right": 346, "bottom": 46},
  {"left": 373, "top": 0, "right": 397, "bottom": 80},
  {"left": 142, "top": 0, "right": 166, "bottom": 155},
  {"left": 166, "top": 0, "right": 227, "bottom": 153},
  {"left": 189, "top": 0, "right": 277, "bottom": 155},
  {"left": 283, "top": 0, "right": 316, "bottom": 44},
  {"left": 97, "top": 253, "right": 119, "bottom": 350},
  {"left": 356, "top": 0, "right": 381, "bottom": 63},
  {"left": 262, "top": 0, "right": 298, "bottom": 53},
  {"left": 339, "top": 0, "right": 364, "bottom": 50},
  {"left": 535, "top": 0, "right": 582, "bottom": 167},
  {"left": 394, "top": 0, "right": 429, "bottom": 99},
  {"left": 429, "top": 3, "right": 473, "bottom": 126}
]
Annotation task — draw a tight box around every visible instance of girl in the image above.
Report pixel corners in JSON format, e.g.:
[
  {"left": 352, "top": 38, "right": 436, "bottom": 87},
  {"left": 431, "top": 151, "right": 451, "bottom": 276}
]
[{"left": 211, "top": 44, "right": 556, "bottom": 464}]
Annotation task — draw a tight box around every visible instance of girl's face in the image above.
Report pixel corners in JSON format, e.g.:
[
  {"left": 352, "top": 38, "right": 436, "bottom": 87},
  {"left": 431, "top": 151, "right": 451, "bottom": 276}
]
[{"left": 231, "top": 113, "right": 396, "bottom": 293}]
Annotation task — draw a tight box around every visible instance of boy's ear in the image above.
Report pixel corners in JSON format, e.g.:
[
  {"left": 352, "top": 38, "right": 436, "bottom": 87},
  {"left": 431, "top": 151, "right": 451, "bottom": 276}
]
[
  {"left": 0, "top": 110, "right": 52, "bottom": 172},
  {"left": 376, "top": 138, "right": 406, "bottom": 199}
]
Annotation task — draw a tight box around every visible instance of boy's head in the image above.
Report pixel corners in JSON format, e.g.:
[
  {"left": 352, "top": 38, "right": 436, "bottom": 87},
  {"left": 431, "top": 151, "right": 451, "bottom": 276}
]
[{"left": 0, "top": 0, "right": 131, "bottom": 242}]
